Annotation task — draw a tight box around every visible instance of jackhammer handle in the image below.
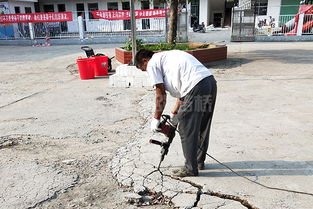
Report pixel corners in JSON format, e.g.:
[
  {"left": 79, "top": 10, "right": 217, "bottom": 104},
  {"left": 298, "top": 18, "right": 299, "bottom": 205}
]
[{"left": 149, "top": 139, "right": 163, "bottom": 146}]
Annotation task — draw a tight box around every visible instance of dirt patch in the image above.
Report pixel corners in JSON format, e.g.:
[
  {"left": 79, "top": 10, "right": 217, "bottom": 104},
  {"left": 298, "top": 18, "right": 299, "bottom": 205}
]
[{"left": 66, "top": 63, "right": 78, "bottom": 75}]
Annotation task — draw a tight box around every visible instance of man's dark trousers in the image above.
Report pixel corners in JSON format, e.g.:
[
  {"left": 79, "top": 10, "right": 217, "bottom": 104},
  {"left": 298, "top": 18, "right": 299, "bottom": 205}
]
[{"left": 178, "top": 75, "right": 217, "bottom": 175}]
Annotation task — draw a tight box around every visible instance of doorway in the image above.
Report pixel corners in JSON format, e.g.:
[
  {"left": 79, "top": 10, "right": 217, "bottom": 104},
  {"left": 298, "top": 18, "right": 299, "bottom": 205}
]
[
  {"left": 213, "top": 13, "right": 223, "bottom": 27},
  {"left": 190, "top": 0, "right": 199, "bottom": 27}
]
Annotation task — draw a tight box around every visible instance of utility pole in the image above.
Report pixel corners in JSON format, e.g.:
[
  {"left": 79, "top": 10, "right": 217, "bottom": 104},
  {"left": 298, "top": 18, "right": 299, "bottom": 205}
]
[{"left": 130, "top": 0, "right": 137, "bottom": 65}]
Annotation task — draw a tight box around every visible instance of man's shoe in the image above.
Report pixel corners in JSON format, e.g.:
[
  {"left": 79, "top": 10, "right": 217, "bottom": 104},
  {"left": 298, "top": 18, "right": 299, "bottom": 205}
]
[
  {"left": 198, "top": 163, "right": 205, "bottom": 170},
  {"left": 172, "top": 168, "right": 198, "bottom": 177}
]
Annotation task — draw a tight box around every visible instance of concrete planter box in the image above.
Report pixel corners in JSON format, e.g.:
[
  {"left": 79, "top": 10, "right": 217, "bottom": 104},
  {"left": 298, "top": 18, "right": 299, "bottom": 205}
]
[{"left": 115, "top": 44, "right": 227, "bottom": 64}]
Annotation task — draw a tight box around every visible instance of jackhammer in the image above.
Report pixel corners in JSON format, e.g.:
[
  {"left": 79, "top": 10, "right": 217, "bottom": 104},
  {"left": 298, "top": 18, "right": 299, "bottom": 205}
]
[{"left": 149, "top": 115, "right": 177, "bottom": 169}]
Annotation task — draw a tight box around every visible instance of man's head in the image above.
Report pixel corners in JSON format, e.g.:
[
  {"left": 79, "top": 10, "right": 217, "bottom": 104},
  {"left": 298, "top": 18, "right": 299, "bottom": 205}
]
[{"left": 134, "top": 49, "right": 154, "bottom": 71}]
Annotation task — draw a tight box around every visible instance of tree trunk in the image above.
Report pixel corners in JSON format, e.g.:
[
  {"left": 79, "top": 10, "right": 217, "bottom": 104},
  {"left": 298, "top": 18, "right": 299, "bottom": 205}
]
[{"left": 167, "top": 0, "right": 178, "bottom": 44}]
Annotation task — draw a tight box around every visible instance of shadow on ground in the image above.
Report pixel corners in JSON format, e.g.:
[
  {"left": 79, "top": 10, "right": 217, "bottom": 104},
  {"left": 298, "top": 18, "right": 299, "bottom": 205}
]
[
  {"left": 202, "top": 160, "right": 313, "bottom": 177},
  {"left": 204, "top": 58, "right": 253, "bottom": 70},
  {"left": 240, "top": 49, "right": 313, "bottom": 64},
  {"left": 205, "top": 49, "right": 313, "bottom": 72}
]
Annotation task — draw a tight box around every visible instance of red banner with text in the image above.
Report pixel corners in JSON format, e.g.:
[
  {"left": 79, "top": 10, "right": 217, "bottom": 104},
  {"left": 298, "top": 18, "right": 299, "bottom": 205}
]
[
  {"left": 91, "top": 9, "right": 169, "bottom": 20},
  {"left": 0, "top": 12, "right": 73, "bottom": 24}
]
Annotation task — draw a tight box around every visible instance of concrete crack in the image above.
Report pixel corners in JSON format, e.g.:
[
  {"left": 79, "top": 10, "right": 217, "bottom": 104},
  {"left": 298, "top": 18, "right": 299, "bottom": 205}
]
[
  {"left": 193, "top": 188, "right": 202, "bottom": 207},
  {"left": 163, "top": 173, "right": 203, "bottom": 189},
  {"left": 168, "top": 192, "right": 179, "bottom": 202},
  {"left": 142, "top": 168, "right": 162, "bottom": 188},
  {"left": 27, "top": 175, "right": 79, "bottom": 209},
  {"left": 113, "top": 117, "right": 134, "bottom": 124},
  {"left": 202, "top": 191, "right": 258, "bottom": 209},
  {"left": 1, "top": 117, "right": 38, "bottom": 122},
  {"left": 161, "top": 173, "right": 258, "bottom": 209},
  {"left": 0, "top": 90, "right": 47, "bottom": 110}
]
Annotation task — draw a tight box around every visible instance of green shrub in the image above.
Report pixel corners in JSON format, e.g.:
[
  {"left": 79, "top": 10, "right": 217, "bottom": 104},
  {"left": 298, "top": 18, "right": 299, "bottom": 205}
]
[
  {"left": 124, "top": 40, "right": 196, "bottom": 51},
  {"left": 143, "top": 43, "right": 194, "bottom": 51},
  {"left": 124, "top": 38, "right": 144, "bottom": 51}
]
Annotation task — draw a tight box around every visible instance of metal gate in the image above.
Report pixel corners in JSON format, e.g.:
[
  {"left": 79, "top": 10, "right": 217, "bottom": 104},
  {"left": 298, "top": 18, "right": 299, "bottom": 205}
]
[{"left": 231, "top": 8, "right": 256, "bottom": 42}]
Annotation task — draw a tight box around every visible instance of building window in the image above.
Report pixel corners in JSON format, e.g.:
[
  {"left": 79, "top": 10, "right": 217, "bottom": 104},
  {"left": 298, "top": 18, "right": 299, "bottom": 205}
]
[
  {"left": 58, "top": 4, "right": 66, "bottom": 12},
  {"left": 43, "top": 5, "right": 54, "bottom": 12},
  {"left": 255, "top": 0, "right": 268, "bottom": 15},
  {"left": 154, "top": 2, "right": 165, "bottom": 9},
  {"left": 141, "top": 0, "right": 150, "bottom": 9},
  {"left": 25, "top": 7, "right": 32, "bottom": 13},
  {"left": 108, "top": 2, "right": 118, "bottom": 10},
  {"left": 14, "top": 7, "right": 20, "bottom": 14},
  {"left": 88, "top": 3, "right": 99, "bottom": 19},
  {"left": 122, "top": 1, "right": 130, "bottom": 10},
  {"left": 34, "top": 3, "right": 40, "bottom": 12},
  {"left": 76, "top": 3, "right": 85, "bottom": 17}
]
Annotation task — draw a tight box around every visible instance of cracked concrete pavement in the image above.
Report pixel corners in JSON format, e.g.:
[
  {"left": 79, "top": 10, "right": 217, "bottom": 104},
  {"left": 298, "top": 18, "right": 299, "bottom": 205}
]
[
  {"left": 0, "top": 42, "right": 313, "bottom": 209},
  {"left": 111, "top": 42, "right": 313, "bottom": 209}
]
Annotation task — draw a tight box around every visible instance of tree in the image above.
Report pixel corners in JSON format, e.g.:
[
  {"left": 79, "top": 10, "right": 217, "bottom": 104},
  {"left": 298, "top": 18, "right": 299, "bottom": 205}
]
[
  {"left": 167, "top": 0, "right": 179, "bottom": 44},
  {"left": 152, "top": 0, "right": 180, "bottom": 44},
  {"left": 130, "top": 0, "right": 181, "bottom": 53}
]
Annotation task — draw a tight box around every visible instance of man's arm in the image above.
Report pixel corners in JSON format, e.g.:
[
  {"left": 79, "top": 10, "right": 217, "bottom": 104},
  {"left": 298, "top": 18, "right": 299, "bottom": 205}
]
[
  {"left": 154, "top": 83, "right": 167, "bottom": 120},
  {"left": 171, "top": 99, "right": 181, "bottom": 114}
]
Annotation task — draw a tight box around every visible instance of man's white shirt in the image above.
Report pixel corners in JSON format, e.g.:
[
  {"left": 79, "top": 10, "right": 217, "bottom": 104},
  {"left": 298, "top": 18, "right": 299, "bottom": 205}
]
[{"left": 146, "top": 50, "right": 212, "bottom": 98}]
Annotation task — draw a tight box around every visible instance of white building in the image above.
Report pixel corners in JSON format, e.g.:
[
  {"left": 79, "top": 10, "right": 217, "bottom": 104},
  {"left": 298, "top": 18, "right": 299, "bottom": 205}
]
[
  {"left": 1, "top": 0, "right": 229, "bottom": 39},
  {"left": 0, "top": 0, "right": 37, "bottom": 38},
  {"left": 35, "top": 0, "right": 227, "bottom": 30},
  {"left": 33, "top": 0, "right": 169, "bottom": 34},
  {"left": 34, "top": 0, "right": 230, "bottom": 32}
]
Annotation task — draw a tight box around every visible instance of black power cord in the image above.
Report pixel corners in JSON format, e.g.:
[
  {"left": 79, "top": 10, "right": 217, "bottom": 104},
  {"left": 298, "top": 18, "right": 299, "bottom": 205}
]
[{"left": 164, "top": 120, "right": 313, "bottom": 197}]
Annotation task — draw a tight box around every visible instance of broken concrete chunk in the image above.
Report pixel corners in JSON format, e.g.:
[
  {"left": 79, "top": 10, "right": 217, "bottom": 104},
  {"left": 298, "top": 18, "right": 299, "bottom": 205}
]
[
  {"left": 134, "top": 185, "right": 148, "bottom": 195},
  {"left": 171, "top": 193, "right": 198, "bottom": 208},
  {"left": 121, "top": 178, "right": 134, "bottom": 187},
  {"left": 142, "top": 195, "right": 152, "bottom": 203}
]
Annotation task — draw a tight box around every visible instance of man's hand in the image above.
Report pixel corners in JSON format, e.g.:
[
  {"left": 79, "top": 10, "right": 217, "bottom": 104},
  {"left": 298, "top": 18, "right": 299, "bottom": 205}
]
[
  {"left": 170, "top": 99, "right": 181, "bottom": 126},
  {"left": 170, "top": 112, "right": 179, "bottom": 126},
  {"left": 151, "top": 118, "right": 161, "bottom": 132}
]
